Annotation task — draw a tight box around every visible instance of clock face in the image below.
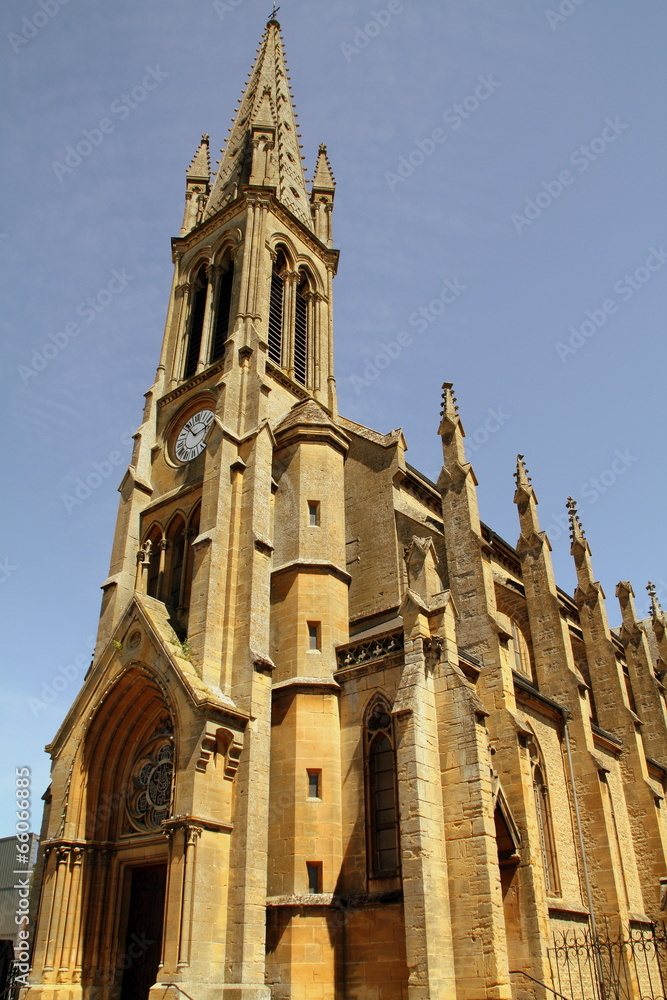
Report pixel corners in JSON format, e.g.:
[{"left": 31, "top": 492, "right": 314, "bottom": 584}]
[{"left": 175, "top": 408, "right": 214, "bottom": 463}]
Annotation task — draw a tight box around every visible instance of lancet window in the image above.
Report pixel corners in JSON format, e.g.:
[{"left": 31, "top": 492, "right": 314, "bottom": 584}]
[
  {"left": 364, "top": 695, "right": 400, "bottom": 878},
  {"left": 210, "top": 257, "right": 235, "bottom": 363},
  {"left": 183, "top": 265, "right": 208, "bottom": 379},
  {"left": 268, "top": 250, "right": 286, "bottom": 366},
  {"left": 529, "top": 738, "right": 561, "bottom": 896},
  {"left": 294, "top": 269, "right": 310, "bottom": 385}
]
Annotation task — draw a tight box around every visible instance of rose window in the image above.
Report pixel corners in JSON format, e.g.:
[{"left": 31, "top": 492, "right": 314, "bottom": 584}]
[{"left": 127, "top": 740, "right": 174, "bottom": 833}]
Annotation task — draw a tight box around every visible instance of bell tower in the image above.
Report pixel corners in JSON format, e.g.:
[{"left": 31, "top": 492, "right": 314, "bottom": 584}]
[
  {"left": 26, "top": 18, "right": 346, "bottom": 1000},
  {"left": 97, "top": 15, "right": 340, "bottom": 658}
]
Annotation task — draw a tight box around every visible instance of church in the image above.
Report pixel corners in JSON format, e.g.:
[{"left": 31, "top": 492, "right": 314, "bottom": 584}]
[{"left": 24, "top": 17, "right": 667, "bottom": 1000}]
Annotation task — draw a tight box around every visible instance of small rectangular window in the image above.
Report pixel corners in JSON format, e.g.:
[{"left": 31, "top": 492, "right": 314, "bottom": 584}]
[
  {"left": 307, "top": 770, "right": 321, "bottom": 799},
  {"left": 308, "top": 622, "right": 320, "bottom": 651},
  {"left": 308, "top": 501, "right": 320, "bottom": 526},
  {"left": 306, "top": 862, "right": 322, "bottom": 894}
]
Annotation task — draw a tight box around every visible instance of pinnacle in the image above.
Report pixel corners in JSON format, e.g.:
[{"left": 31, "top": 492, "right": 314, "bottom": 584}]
[
  {"left": 514, "top": 454, "right": 533, "bottom": 491},
  {"left": 566, "top": 496, "right": 586, "bottom": 543},
  {"left": 312, "top": 144, "right": 336, "bottom": 192},
  {"left": 440, "top": 382, "right": 459, "bottom": 418},
  {"left": 648, "top": 580, "right": 664, "bottom": 619},
  {"left": 186, "top": 133, "right": 211, "bottom": 181}
]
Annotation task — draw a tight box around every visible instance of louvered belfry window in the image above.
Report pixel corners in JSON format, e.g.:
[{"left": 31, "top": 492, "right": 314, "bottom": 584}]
[
  {"left": 184, "top": 266, "right": 208, "bottom": 379},
  {"left": 210, "top": 262, "right": 234, "bottom": 363},
  {"left": 268, "top": 255, "right": 285, "bottom": 366},
  {"left": 294, "top": 273, "right": 308, "bottom": 385}
]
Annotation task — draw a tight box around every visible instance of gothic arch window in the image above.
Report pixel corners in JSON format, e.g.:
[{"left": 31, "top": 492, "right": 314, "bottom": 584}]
[
  {"left": 511, "top": 621, "right": 532, "bottom": 678},
  {"left": 364, "top": 695, "right": 400, "bottom": 878},
  {"left": 268, "top": 249, "right": 287, "bottom": 366},
  {"left": 528, "top": 737, "right": 561, "bottom": 896},
  {"left": 144, "top": 524, "right": 164, "bottom": 600},
  {"left": 183, "top": 265, "right": 208, "bottom": 379},
  {"left": 165, "top": 514, "right": 187, "bottom": 610},
  {"left": 210, "top": 254, "right": 235, "bottom": 363},
  {"left": 294, "top": 268, "right": 312, "bottom": 386},
  {"left": 182, "top": 502, "right": 201, "bottom": 611}
]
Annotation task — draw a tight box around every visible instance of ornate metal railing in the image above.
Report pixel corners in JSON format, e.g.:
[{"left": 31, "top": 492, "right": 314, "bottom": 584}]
[{"left": 546, "top": 922, "right": 667, "bottom": 1000}]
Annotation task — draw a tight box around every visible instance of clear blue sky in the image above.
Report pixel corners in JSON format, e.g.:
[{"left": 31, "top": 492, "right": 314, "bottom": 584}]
[{"left": 1, "top": 0, "right": 665, "bottom": 835}]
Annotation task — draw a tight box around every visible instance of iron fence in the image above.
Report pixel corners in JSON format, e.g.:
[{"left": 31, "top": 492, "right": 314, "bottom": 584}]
[{"left": 548, "top": 921, "right": 667, "bottom": 1000}]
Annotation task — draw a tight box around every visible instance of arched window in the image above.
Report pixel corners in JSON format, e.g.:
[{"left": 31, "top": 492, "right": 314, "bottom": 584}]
[
  {"left": 166, "top": 516, "right": 186, "bottom": 610},
  {"left": 294, "top": 269, "right": 310, "bottom": 385},
  {"left": 210, "top": 258, "right": 235, "bottom": 363},
  {"left": 183, "top": 266, "right": 208, "bottom": 379},
  {"left": 511, "top": 621, "right": 532, "bottom": 678},
  {"left": 182, "top": 503, "right": 201, "bottom": 612},
  {"left": 268, "top": 250, "right": 287, "bottom": 366},
  {"left": 529, "top": 739, "right": 561, "bottom": 896},
  {"left": 144, "top": 525, "right": 163, "bottom": 600},
  {"left": 364, "top": 696, "right": 400, "bottom": 877}
]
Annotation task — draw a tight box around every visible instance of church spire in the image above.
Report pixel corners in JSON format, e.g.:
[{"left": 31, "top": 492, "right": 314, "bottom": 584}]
[{"left": 205, "top": 19, "right": 312, "bottom": 229}]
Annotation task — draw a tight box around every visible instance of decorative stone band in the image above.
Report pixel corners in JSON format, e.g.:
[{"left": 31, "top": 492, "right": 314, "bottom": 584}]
[{"left": 335, "top": 631, "right": 404, "bottom": 669}]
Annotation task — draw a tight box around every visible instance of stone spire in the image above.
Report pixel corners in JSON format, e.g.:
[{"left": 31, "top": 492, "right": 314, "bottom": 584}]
[{"left": 205, "top": 18, "right": 312, "bottom": 229}]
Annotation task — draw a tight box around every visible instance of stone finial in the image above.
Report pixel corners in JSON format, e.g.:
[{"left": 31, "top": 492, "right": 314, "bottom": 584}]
[
  {"left": 440, "top": 382, "right": 459, "bottom": 418},
  {"left": 515, "top": 454, "right": 532, "bottom": 491},
  {"left": 567, "top": 496, "right": 586, "bottom": 543},
  {"left": 648, "top": 581, "right": 665, "bottom": 620}
]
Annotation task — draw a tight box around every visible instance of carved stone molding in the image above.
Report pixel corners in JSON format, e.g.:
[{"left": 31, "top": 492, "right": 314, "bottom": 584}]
[
  {"left": 196, "top": 723, "right": 243, "bottom": 779},
  {"left": 336, "top": 632, "right": 404, "bottom": 669}
]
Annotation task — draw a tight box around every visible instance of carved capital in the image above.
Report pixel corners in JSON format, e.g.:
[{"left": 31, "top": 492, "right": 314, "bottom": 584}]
[{"left": 185, "top": 825, "right": 203, "bottom": 847}]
